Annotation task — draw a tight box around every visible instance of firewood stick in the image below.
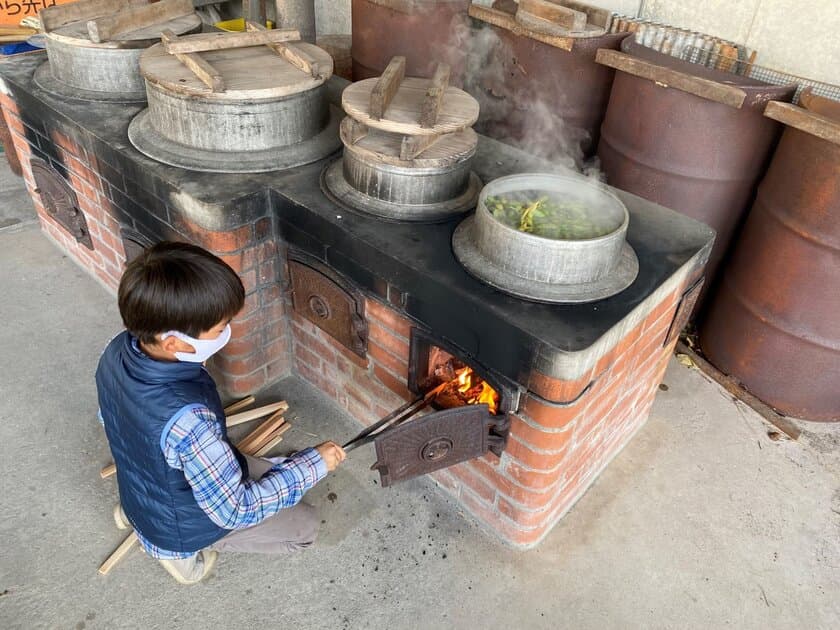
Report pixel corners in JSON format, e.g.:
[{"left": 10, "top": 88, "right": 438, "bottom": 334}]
[
  {"left": 100, "top": 463, "right": 117, "bottom": 479},
  {"left": 236, "top": 412, "right": 286, "bottom": 454},
  {"left": 226, "top": 401, "right": 288, "bottom": 427},
  {"left": 99, "top": 400, "right": 289, "bottom": 479},
  {"left": 98, "top": 531, "right": 138, "bottom": 575},
  {"left": 223, "top": 395, "right": 256, "bottom": 415},
  {"left": 254, "top": 423, "right": 292, "bottom": 457}
]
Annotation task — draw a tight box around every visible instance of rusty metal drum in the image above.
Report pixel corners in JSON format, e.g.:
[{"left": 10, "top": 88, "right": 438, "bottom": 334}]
[
  {"left": 700, "top": 97, "right": 840, "bottom": 421},
  {"left": 597, "top": 39, "right": 796, "bottom": 309},
  {"left": 465, "top": 14, "right": 627, "bottom": 160},
  {"left": 351, "top": 0, "right": 471, "bottom": 81}
]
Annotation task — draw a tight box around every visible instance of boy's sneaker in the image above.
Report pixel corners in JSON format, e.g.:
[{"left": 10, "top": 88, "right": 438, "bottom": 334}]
[
  {"left": 113, "top": 504, "right": 130, "bottom": 530},
  {"left": 158, "top": 550, "right": 218, "bottom": 585}
]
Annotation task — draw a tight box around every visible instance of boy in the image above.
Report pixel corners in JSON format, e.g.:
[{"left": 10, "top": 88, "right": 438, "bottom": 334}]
[{"left": 96, "top": 241, "right": 346, "bottom": 585}]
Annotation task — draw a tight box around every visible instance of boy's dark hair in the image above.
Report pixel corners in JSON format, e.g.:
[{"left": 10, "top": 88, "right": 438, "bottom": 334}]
[{"left": 118, "top": 241, "right": 245, "bottom": 344}]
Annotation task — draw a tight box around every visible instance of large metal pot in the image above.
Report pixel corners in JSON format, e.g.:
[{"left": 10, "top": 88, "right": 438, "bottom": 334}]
[
  {"left": 36, "top": 12, "right": 201, "bottom": 103},
  {"left": 323, "top": 122, "right": 481, "bottom": 222},
  {"left": 453, "top": 173, "right": 639, "bottom": 303},
  {"left": 143, "top": 81, "right": 329, "bottom": 152},
  {"left": 129, "top": 41, "right": 341, "bottom": 173}
]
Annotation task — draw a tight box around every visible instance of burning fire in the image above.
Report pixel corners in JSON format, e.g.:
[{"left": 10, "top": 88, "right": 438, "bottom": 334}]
[{"left": 439, "top": 365, "right": 500, "bottom": 415}]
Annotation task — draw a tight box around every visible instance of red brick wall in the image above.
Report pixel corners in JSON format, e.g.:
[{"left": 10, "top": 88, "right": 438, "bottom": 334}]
[
  {"left": 291, "top": 297, "right": 411, "bottom": 426},
  {"left": 1, "top": 93, "right": 126, "bottom": 291},
  {"left": 0, "top": 94, "right": 291, "bottom": 397},
  {"left": 437, "top": 286, "right": 682, "bottom": 548},
  {"left": 292, "top": 284, "right": 683, "bottom": 548}
]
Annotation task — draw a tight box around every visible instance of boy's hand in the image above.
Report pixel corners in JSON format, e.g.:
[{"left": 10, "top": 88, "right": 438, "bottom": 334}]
[{"left": 315, "top": 442, "right": 346, "bottom": 472}]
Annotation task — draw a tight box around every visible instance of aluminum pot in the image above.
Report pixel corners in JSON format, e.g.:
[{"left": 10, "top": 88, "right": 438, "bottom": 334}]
[
  {"left": 473, "top": 173, "right": 628, "bottom": 284},
  {"left": 143, "top": 81, "right": 329, "bottom": 152},
  {"left": 341, "top": 129, "right": 477, "bottom": 206}
]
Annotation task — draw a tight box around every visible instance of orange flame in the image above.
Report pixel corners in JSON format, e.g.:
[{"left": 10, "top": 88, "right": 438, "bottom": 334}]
[{"left": 451, "top": 366, "right": 500, "bottom": 415}]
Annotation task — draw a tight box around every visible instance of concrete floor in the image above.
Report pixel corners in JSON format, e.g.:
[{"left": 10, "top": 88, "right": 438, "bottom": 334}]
[{"left": 0, "top": 165, "right": 838, "bottom": 630}]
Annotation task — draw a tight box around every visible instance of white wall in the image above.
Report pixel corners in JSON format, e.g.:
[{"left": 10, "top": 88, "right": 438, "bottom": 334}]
[
  {"left": 639, "top": 0, "right": 840, "bottom": 85},
  {"left": 315, "top": 0, "right": 351, "bottom": 34},
  {"left": 315, "top": 0, "right": 840, "bottom": 85}
]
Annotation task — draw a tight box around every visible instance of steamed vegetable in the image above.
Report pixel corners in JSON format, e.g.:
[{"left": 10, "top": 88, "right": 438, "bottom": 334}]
[{"left": 484, "top": 191, "right": 615, "bottom": 240}]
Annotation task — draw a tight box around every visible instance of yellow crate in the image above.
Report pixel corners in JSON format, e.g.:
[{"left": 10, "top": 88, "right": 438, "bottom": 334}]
[{"left": 215, "top": 18, "right": 274, "bottom": 32}]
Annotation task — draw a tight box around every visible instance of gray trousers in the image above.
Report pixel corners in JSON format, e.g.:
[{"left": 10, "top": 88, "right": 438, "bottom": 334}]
[{"left": 209, "top": 455, "right": 319, "bottom": 554}]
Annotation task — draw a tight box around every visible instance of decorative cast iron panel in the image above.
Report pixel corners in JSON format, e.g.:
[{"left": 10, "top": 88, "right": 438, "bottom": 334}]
[
  {"left": 665, "top": 278, "right": 705, "bottom": 346},
  {"left": 371, "top": 405, "right": 509, "bottom": 487},
  {"left": 288, "top": 255, "right": 368, "bottom": 357},
  {"left": 30, "top": 158, "right": 93, "bottom": 250}
]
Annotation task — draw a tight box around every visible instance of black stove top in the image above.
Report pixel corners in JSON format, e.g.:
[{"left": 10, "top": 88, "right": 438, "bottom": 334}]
[{"left": 0, "top": 55, "right": 714, "bottom": 385}]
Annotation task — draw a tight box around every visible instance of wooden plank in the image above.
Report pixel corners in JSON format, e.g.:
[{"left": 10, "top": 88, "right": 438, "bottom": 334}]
[
  {"left": 87, "top": 0, "right": 193, "bottom": 44},
  {"left": 764, "top": 101, "right": 840, "bottom": 147},
  {"left": 347, "top": 124, "right": 478, "bottom": 168},
  {"left": 226, "top": 401, "right": 289, "bottom": 427},
  {"left": 161, "top": 29, "right": 225, "bottom": 92},
  {"left": 236, "top": 413, "right": 287, "bottom": 454},
  {"left": 224, "top": 395, "right": 256, "bottom": 415},
  {"left": 517, "top": 0, "right": 587, "bottom": 31},
  {"left": 161, "top": 28, "right": 301, "bottom": 55},
  {"left": 370, "top": 56, "right": 406, "bottom": 120},
  {"left": 559, "top": 0, "right": 611, "bottom": 29},
  {"left": 254, "top": 423, "right": 292, "bottom": 457},
  {"left": 468, "top": 3, "right": 574, "bottom": 52},
  {"left": 420, "top": 63, "right": 451, "bottom": 129},
  {"left": 596, "top": 49, "right": 747, "bottom": 109},
  {"left": 100, "top": 463, "right": 117, "bottom": 479},
  {"left": 400, "top": 133, "right": 443, "bottom": 160},
  {"left": 101, "top": 401, "right": 289, "bottom": 483},
  {"left": 98, "top": 531, "right": 138, "bottom": 576},
  {"left": 246, "top": 21, "right": 321, "bottom": 78},
  {"left": 40, "top": 0, "right": 145, "bottom": 33},
  {"left": 675, "top": 342, "right": 801, "bottom": 440}
]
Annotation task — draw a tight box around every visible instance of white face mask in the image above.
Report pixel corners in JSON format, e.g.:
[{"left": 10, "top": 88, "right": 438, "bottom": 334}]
[{"left": 161, "top": 324, "right": 231, "bottom": 363}]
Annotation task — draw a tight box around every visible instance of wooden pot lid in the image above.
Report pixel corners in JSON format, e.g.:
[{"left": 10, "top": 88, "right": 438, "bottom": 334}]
[
  {"left": 44, "top": 0, "right": 201, "bottom": 50},
  {"left": 140, "top": 41, "right": 333, "bottom": 100},
  {"left": 343, "top": 76, "right": 479, "bottom": 136},
  {"left": 340, "top": 117, "right": 478, "bottom": 167}
]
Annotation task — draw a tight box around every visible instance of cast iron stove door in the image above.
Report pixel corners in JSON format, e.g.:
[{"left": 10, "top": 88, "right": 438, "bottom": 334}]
[
  {"left": 371, "top": 405, "right": 508, "bottom": 487},
  {"left": 30, "top": 158, "right": 93, "bottom": 249}
]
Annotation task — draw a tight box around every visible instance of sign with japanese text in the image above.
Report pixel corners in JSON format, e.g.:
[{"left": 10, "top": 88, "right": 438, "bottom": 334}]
[{"left": 1, "top": 1, "right": 75, "bottom": 28}]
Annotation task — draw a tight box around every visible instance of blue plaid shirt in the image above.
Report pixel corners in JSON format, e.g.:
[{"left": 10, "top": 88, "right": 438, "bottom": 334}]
[{"left": 106, "top": 406, "right": 327, "bottom": 560}]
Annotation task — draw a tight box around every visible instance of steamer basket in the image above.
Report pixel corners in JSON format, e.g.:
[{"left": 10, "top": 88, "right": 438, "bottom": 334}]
[{"left": 453, "top": 173, "right": 639, "bottom": 303}]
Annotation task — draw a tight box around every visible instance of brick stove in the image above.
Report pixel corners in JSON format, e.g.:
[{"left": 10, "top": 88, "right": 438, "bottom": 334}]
[{"left": 0, "top": 53, "right": 713, "bottom": 548}]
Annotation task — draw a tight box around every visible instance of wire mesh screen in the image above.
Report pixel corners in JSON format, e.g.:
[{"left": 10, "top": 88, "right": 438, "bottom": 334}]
[{"left": 680, "top": 45, "right": 840, "bottom": 104}]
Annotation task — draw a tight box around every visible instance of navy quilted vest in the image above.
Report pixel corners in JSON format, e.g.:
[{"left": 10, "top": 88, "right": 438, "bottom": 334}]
[{"left": 95, "top": 331, "right": 247, "bottom": 553}]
